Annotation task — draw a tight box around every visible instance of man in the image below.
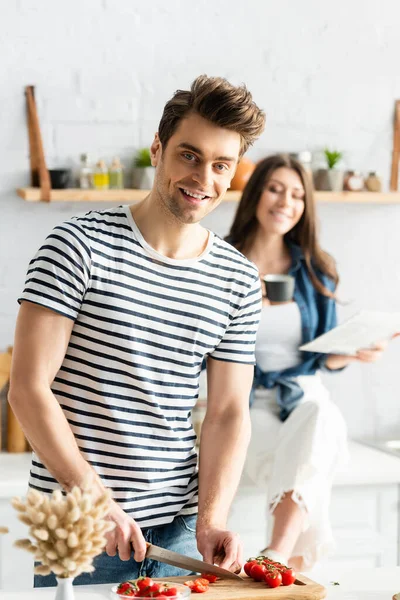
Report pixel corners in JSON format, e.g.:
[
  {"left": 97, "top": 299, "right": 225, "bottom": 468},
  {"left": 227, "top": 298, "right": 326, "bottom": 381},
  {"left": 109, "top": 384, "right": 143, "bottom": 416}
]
[{"left": 9, "top": 75, "right": 266, "bottom": 586}]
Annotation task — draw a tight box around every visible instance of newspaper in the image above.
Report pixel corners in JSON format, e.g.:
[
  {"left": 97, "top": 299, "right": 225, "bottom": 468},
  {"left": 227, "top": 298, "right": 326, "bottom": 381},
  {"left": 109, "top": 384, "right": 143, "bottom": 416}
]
[{"left": 299, "top": 310, "right": 400, "bottom": 355}]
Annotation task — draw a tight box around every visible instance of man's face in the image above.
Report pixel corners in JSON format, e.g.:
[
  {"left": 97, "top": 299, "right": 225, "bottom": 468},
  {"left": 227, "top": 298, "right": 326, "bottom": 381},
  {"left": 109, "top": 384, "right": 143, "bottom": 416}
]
[{"left": 151, "top": 112, "right": 241, "bottom": 224}]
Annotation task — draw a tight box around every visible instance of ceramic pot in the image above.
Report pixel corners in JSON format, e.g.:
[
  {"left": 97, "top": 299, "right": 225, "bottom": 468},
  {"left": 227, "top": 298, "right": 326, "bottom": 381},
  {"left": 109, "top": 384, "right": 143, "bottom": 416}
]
[
  {"left": 230, "top": 158, "right": 255, "bottom": 191},
  {"left": 327, "top": 169, "right": 344, "bottom": 192},
  {"left": 55, "top": 576, "right": 75, "bottom": 600},
  {"left": 132, "top": 167, "right": 155, "bottom": 190}
]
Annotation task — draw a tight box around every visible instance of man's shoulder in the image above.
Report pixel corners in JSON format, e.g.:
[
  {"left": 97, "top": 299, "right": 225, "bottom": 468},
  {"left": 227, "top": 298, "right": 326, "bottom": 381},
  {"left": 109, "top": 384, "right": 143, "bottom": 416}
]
[
  {"left": 211, "top": 235, "right": 259, "bottom": 278},
  {"left": 69, "top": 205, "right": 127, "bottom": 228},
  {"left": 54, "top": 206, "right": 128, "bottom": 239}
]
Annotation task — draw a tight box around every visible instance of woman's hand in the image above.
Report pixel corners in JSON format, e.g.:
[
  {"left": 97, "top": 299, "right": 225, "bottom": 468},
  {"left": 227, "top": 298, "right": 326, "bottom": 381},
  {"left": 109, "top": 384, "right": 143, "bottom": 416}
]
[
  {"left": 325, "top": 335, "right": 399, "bottom": 370},
  {"left": 354, "top": 340, "right": 388, "bottom": 363}
]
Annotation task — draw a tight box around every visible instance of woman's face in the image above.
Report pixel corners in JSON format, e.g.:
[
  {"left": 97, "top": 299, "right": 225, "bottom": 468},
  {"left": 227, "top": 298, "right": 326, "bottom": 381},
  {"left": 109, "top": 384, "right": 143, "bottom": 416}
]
[{"left": 255, "top": 167, "right": 305, "bottom": 236}]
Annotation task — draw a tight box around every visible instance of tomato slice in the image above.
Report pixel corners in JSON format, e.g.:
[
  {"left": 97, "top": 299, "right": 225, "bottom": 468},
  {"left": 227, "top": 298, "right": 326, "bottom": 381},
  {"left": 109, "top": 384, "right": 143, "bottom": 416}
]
[
  {"left": 192, "top": 582, "right": 209, "bottom": 593},
  {"left": 200, "top": 573, "right": 219, "bottom": 583}
]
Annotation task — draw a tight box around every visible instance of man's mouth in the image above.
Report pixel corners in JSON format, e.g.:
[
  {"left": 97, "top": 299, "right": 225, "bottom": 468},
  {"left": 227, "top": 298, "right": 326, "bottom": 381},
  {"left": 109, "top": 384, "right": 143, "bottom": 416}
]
[{"left": 179, "top": 188, "right": 211, "bottom": 204}]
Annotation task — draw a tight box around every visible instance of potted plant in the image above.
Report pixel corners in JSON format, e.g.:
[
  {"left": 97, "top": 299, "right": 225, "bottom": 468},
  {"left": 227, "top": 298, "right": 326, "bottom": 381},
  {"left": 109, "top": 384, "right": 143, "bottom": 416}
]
[
  {"left": 314, "top": 148, "right": 344, "bottom": 191},
  {"left": 132, "top": 147, "right": 155, "bottom": 190},
  {"left": 324, "top": 149, "right": 344, "bottom": 192}
]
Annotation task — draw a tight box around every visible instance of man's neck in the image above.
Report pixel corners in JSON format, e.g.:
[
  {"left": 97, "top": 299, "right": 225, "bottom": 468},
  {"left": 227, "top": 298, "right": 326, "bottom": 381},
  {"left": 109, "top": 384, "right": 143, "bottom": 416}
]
[{"left": 129, "top": 194, "right": 209, "bottom": 261}]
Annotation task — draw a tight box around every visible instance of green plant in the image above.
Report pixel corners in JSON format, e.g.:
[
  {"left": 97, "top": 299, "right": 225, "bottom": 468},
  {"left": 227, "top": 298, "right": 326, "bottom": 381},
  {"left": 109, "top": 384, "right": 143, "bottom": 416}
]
[
  {"left": 324, "top": 148, "right": 343, "bottom": 169},
  {"left": 134, "top": 148, "right": 152, "bottom": 168}
]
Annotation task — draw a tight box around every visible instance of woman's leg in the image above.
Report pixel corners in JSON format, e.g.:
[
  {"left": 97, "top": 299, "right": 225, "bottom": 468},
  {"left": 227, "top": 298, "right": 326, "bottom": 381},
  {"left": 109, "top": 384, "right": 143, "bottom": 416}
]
[
  {"left": 265, "top": 491, "right": 305, "bottom": 559},
  {"left": 266, "top": 377, "right": 348, "bottom": 570}
]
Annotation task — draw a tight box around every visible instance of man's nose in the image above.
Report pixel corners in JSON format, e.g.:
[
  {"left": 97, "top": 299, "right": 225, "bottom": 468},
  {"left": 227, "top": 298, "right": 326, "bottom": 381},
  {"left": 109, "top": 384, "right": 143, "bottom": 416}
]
[{"left": 193, "top": 164, "right": 213, "bottom": 189}]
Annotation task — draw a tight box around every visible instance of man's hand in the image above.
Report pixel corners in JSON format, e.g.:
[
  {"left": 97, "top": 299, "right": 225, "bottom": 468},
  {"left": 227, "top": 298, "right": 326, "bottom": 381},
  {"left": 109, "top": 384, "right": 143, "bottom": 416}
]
[
  {"left": 105, "top": 500, "right": 147, "bottom": 562},
  {"left": 197, "top": 526, "right": 242, "bottom": 573}
]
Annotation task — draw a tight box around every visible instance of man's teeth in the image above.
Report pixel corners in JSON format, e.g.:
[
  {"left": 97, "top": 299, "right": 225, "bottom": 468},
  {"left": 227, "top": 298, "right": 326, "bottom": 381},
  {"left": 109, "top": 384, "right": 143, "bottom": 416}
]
[{"left": 183, "top": 189, "right": 207, "bottom": 200}]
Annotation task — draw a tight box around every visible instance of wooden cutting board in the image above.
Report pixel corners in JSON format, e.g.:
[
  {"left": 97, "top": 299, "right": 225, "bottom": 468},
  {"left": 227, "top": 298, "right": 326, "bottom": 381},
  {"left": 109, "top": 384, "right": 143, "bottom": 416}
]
[{"left": 159, "top": 573, "right": 327, "bottom": 599}]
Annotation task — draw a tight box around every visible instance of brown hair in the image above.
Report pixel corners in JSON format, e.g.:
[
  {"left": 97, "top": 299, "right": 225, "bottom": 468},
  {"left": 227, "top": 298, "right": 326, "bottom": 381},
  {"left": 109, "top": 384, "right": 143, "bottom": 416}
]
[
  {"left": 227, "top": 154, "right": 338, "bottom": 297},
  {"left": 158, "top": 75, "right": 266, "bottom": 156}
]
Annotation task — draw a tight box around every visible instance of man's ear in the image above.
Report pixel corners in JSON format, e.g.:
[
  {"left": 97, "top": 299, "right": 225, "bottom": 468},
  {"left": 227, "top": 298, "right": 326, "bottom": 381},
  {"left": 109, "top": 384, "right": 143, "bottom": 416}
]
[{"left": 150, "top": 133, "right": 162, "bottom": 167}]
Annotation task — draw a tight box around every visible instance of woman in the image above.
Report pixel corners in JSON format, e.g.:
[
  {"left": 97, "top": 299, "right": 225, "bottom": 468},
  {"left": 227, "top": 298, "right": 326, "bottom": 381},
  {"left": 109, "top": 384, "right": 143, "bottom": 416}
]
[{"left": 227, "top": 154, "right": 388, "bottom": 571}]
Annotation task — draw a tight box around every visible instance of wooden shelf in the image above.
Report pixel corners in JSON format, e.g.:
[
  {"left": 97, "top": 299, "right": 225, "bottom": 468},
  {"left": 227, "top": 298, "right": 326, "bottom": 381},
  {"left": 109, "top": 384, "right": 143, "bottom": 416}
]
[{"left": 16, "top": 187, "right": 400, "bottom": 204}]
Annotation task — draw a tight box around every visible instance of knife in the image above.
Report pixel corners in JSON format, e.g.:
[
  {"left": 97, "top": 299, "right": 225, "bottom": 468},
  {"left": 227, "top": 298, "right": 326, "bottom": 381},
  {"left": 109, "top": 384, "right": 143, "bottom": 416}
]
[{"left": 145, "top": 542, "right": 244, "bottom": 581}]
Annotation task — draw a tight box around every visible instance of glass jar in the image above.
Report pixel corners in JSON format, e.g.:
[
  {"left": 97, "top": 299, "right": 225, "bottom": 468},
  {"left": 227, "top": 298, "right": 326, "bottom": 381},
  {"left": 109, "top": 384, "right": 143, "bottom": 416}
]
[
  {"left": 365, "top": 171, "right": 382, "bottom": 192},
  {"left": 109, "top": 157, "right": 124, "bottom": 190},
  {"left": 93, "top": 160, "right": 109, "bottom": 190}
]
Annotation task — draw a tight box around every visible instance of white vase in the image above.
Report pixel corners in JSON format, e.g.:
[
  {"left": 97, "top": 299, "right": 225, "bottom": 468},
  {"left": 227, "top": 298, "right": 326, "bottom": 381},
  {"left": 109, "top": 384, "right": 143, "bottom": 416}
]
[
  {"left": 132, "top": 166, "right": 155, "bottom": 190},
  {"left": 327, "top": 169, "right": 344, "bottom": 192},
  {"left": 55, "top": 577, "right": 75, "bottom": 600}
]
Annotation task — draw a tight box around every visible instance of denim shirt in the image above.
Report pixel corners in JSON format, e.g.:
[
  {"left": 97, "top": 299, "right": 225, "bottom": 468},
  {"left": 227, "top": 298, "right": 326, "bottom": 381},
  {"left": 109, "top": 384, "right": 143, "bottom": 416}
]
[{"left": 253, "top": 242, "right": 338, "bottom": 421}]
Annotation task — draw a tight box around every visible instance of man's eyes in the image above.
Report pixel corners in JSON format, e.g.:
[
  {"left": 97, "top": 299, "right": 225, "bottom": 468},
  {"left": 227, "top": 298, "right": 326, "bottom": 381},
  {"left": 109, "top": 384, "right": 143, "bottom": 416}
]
[
  {"left": 181, "top": 154, "right": 229, "bottom": 172},
  {"left": 182, "top": 152, "right": 196, "bottom": 161}
]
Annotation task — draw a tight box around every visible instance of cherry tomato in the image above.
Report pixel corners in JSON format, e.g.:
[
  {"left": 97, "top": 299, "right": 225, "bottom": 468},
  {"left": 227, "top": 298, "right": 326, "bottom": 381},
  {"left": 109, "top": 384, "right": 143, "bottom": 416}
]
[
  {"left": 200, "top": 573, "right": 219, "bottom": 583},
  {"left": 264, "top": 569, "right": 282, "bottom": 588},
  {"left": 184, "top": 580, "right": 196, "bottom": 589},
  {"left": 281, "top": 567, "right": 296, "bottom": 586},
  {"left": 250, "top": 562, "right": 267, "bottom": 581},
  {"left": 162, "top": 586, "right": 179, "bottom": 596},
  {"left": 136, "top": 577, "right": 153, "bottom": 592},
  {"left": 244, "top": 559, "right": 258, "bottom": 577},
  {"left": 117, "top": 582, "right": 135, "bottom": 596},
  {"left": 148, "top": 582, "right": 161, "bottom": 594}
]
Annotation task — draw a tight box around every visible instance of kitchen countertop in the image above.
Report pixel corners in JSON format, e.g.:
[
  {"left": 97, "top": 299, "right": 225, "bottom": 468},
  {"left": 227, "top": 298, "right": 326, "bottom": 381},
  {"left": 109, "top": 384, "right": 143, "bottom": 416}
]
[
  {"left": 237, "top": 439, "right": 400, "bottom": 491},
  {"left": 1, "top": 567, "right": 399, "bottom": 599}
]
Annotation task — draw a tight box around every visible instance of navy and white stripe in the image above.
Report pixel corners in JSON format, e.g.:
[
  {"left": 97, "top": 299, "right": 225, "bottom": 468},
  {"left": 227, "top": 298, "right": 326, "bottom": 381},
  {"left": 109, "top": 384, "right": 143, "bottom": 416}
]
[{"left": 19, "top": 206, "right": 261, "bottom": 528}]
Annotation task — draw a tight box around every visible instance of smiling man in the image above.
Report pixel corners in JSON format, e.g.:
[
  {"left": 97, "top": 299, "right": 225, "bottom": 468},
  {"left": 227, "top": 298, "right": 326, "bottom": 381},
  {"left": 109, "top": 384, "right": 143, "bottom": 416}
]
[{"left": 9, "top": 75, "right": 266, "bottom": 587}]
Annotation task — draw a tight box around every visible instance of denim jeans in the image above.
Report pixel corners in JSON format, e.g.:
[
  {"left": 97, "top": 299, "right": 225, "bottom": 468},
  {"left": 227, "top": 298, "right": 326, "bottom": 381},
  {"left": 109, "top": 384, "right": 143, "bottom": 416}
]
[{"left": 34, "top": 513, "right": 200, "bottom": 587}]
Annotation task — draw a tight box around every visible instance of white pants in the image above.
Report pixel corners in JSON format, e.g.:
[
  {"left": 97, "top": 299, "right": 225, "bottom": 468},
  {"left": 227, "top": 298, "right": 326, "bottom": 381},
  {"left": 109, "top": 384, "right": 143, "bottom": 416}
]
[{"left": 244, "top": 374, "right": 348, "bottom": 570}]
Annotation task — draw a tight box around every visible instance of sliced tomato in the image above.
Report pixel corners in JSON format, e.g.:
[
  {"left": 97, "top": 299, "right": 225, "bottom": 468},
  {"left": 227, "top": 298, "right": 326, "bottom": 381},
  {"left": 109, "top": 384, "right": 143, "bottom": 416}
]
[
  {"left": 200, "top": 573, "right": 219, "bottom": 583},
  {"left": 192, "top": 581, "right": 209, "bottom": 593},
  {"left": 184, "top": 580, "right": 196, "bottom": 589}
]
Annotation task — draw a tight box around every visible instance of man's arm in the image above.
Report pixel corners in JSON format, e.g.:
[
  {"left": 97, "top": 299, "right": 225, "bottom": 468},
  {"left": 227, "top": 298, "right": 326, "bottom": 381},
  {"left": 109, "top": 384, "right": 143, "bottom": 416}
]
[
  {"left": 196, "top": 356, "right": 253, "bottom": 571},
  {"left": 8, "top": 301, "right": 147, "bottom": 561}
]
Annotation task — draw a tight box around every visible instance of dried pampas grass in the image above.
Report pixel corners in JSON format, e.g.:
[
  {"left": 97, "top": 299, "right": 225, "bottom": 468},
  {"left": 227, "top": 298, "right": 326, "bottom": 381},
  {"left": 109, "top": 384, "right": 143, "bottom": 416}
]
[
  {"left": 0, "top": 526, "right": 9, "bottom": 534},
  {"left": 12, "top": 483, "right": 115, "bottom": 578}
]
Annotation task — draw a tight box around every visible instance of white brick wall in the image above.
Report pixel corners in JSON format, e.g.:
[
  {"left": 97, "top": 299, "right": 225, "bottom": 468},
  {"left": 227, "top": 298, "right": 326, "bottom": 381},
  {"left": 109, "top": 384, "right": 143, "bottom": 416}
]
[{"left": 1, "top": 0, "right": 400, "bottom": 439}]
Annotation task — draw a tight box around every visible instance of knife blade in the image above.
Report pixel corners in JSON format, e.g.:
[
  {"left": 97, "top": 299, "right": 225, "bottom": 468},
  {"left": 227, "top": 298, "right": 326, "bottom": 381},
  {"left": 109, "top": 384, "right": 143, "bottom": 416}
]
[{"left": 145, "top": 543, "right": 243, "bottom": 581}]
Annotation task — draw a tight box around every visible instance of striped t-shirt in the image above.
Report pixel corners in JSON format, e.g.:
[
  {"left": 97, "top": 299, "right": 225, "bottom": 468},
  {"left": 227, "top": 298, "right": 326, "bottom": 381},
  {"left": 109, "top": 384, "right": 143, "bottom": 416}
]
[{"left": 19, "top": 205, "right": 261, "bottom": 528}]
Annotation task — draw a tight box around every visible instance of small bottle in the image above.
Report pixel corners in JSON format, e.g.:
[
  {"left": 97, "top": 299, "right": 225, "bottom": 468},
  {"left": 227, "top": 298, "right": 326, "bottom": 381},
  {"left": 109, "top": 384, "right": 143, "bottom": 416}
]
[
  {"left": 343, "top": 170, "right": 364, "bottom": 191},
  {"left": 365, "top": 172, "right": 382, "bottom": 192},
  {"left": 79, "top": 153, "right": 93, "bottom": 189},
  {"left": 109, "top": 157, "right": 124, "bottom": 190},
  {"left": 93, "top": 160, "right": 109, "bottom": 190}
]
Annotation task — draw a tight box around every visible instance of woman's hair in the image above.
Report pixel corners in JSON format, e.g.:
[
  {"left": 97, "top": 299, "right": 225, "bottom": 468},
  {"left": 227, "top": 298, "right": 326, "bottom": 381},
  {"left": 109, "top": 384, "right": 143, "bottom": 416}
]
[
  {"left": 158, "top": 75, "right": 266, "bottom": 156},
  {"left": 227, "top": 154, "right": 338, "bottom": 297}
]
